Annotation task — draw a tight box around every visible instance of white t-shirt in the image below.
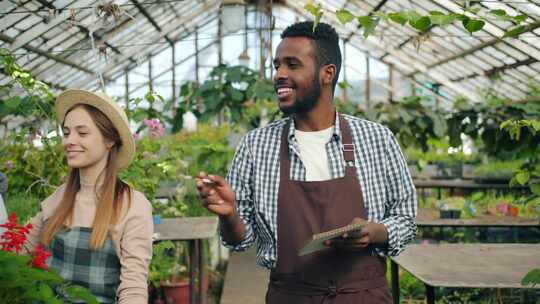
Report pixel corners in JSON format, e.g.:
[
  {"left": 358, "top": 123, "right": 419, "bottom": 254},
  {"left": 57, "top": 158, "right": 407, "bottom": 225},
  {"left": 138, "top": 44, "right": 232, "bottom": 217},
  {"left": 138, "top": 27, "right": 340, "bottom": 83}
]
[{"left": 294, "top": 126, "right": 334, "bottom": 181}]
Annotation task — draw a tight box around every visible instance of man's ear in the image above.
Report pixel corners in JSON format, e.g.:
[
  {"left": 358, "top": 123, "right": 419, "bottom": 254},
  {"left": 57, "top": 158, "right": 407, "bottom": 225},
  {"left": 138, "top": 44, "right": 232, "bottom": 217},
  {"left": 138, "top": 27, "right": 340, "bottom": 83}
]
[{"left": 321, "top": 64, "right": 336, "bottom": 86}]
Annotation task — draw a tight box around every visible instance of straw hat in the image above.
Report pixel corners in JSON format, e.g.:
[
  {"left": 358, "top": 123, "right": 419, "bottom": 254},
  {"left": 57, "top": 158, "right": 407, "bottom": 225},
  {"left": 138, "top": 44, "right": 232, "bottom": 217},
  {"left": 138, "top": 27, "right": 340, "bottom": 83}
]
[{"left": 56, "top": 89, "right": 135, "bottom": 170}]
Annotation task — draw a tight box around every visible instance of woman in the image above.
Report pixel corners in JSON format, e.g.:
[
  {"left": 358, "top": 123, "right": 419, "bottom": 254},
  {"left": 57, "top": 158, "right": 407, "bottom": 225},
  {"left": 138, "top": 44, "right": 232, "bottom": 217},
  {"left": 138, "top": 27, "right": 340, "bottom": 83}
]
[{"left": 25, "top": 89, "right": 153, "bottom": 304}]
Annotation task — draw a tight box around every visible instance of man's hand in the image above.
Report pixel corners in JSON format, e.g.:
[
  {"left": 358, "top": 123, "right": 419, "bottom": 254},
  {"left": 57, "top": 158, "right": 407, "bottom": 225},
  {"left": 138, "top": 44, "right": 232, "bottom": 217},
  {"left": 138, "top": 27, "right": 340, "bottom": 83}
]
[
  {"left": 196, "top": 172, "right": 236, "bottom": 218},
  {"left": 324, "top": 218, "right": 388, "bottom": 251}
]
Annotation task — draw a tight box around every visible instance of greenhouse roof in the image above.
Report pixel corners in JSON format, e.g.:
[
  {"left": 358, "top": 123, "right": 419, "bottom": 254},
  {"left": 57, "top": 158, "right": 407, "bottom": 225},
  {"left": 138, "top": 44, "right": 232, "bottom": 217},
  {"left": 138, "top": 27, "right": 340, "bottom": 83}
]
[{"left": 1, "top": 0, "right": 540, "bottom": 102}]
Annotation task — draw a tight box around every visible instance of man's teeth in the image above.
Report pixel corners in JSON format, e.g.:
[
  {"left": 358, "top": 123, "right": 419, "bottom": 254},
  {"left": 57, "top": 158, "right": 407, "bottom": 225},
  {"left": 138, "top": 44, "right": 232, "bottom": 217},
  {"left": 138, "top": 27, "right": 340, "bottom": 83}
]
[{"left": 277, "top": 88, "right": 293, "bottom": 95}]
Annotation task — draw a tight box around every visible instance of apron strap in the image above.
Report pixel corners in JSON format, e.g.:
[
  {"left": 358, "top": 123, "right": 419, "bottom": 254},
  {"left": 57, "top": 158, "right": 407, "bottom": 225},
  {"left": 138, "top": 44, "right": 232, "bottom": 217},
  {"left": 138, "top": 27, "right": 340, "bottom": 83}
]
[
  {"left": 339, "top": 115, "right": 355, "bottom": 166},
  {"left": 280, "top": 114, "right": 357, "bottom": 180}
]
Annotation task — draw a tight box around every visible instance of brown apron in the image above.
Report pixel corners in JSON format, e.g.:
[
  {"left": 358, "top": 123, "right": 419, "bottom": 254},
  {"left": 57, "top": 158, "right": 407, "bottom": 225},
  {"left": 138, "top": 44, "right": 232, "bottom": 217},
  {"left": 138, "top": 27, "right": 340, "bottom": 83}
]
[{"left": 266, "top": 115, "right": 392, "bottom": 304}]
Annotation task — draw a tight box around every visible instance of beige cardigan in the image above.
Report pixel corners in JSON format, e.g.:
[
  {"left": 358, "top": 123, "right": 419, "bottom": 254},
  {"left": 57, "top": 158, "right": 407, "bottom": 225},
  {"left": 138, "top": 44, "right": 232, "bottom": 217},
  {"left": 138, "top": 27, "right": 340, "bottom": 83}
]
[{"left": 25, "top": 183, "right": 153, "bottom": 304}]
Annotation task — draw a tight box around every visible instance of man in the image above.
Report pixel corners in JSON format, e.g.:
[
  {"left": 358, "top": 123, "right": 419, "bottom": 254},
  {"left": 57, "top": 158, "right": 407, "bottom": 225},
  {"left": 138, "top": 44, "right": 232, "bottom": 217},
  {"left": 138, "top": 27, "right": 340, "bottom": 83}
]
[{"left": 197, "top": 21, "right": 417, "bottom": 303}]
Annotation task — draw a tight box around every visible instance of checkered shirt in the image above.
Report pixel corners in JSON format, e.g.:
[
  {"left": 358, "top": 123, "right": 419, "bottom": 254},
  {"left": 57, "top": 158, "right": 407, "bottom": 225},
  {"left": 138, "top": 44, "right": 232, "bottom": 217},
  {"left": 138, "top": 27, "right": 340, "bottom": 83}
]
[
  {"left": 48, "top": 227, "right": 121, "bottom": 303},
  {"left": 224, "top": 113, "right": 418, "bottom": 269}
]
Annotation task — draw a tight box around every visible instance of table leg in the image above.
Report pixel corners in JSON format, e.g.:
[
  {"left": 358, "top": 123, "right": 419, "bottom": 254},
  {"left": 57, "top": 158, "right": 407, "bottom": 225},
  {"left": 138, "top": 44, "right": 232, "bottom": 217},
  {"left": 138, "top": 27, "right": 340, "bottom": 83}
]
[
  {"left": 198, "top": 239, "right": 207, "bottom": 304},
  {"left": 426, "top": 284, "right": 435, "bottom": 304},
  {"left": 189, "top": 240, "right": 196, "bottom": 304},
  {"left": 390, "top": 259, "right": 399, "bottom": 304}
]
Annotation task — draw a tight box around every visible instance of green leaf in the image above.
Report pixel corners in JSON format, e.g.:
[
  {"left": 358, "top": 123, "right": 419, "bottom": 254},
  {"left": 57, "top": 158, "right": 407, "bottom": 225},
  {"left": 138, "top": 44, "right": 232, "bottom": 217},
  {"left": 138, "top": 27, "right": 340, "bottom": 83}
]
[
  {"left": 64, "top": 285, "right": 99, "bottom": 304},
  {"left": 357, "top": 16, "right": 379, "bottom": 38},
  {"left": 5, "top": 97, "right": 21, "bottom": 110},
  {"left": 514, "top": 14, "right": 528, "bottom": 23},
  {"left": 429, "top": 14, "right": 457, "bottom": 26},
  {"left": 515, "top": 171, "right": 530, "bottom": 185},
  {"left": 145, "top": 91, "right": 155, "bottom": 104},
  {"left": 404, "top": 11, "right": 422, "bottom": 23},
  {"left": 465, "top": 7, "right": 481, "bottom": 15},
  {"left": 521, "top": 268, "right": 540, "bottom": 287},
  {"left": 463, "top": 19, "right": 485, "bottom": 33},
  {"left": 229, "top": 87, "right": 244, "bottom": 102},
  {"left": 336, "top": 9, "right": 355, "bottom": 24},
  {"left": 304, "top": 3, "right": 319, "bottom": 16},
  {"left": 503, "top": 25, "right": 528, "bottom": 38},
  {"left": 531, "top": 120, "right": 540, "bottom": 131},
  {"left": 489, "top": 9, "right": 507, "bottom": 16},
  {"left": 388, "top": 12, "right": 407, "bottom": 25},
  {"left": 530, "top": 183, "right": 540, "bottom": 196},
  {"left": 410, "top": 16, "right": 431, "bottom": 32}
]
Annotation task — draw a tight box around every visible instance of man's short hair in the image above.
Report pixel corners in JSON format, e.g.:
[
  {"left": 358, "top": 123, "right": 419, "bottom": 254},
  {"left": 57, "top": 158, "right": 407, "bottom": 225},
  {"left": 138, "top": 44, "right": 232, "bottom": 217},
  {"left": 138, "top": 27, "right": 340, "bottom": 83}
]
[{"left": 281, "top": 21, "right": 342, "bottom": 93}]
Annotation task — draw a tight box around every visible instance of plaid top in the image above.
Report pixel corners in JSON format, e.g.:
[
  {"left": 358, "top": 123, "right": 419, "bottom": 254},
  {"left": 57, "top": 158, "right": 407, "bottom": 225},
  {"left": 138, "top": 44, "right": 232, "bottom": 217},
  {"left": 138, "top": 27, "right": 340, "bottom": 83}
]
[
  {"left": 224, "top": 113, "right": 417, "bottom": 269},
  {"left": 48, "top": 227, "right": 121, "bottom": 303}
]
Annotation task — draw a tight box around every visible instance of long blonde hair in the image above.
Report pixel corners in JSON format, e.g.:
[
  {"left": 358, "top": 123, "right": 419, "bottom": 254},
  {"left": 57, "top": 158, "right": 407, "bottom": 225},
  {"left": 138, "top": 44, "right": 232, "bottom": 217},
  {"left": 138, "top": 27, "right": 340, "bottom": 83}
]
[{"left": 42, "top": 104, "right": 132, "bottom": 250}]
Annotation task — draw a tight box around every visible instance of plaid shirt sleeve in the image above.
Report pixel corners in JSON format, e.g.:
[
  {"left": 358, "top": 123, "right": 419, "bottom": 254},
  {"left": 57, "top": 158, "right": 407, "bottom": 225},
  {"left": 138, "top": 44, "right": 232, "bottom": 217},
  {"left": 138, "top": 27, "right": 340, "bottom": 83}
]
[
  {"left": 223, "top": 134, "right": 257, "bottom": 251},
  {"left": 378, "top": 128, "right": 418, "bottom": 257}
]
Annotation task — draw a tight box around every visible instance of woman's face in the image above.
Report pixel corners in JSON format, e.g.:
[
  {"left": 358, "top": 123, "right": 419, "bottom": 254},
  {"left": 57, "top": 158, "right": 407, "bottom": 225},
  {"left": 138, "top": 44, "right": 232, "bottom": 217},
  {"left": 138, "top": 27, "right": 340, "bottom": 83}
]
[{"left": 62, "top": 106, "right": 112, "bottom": 170}]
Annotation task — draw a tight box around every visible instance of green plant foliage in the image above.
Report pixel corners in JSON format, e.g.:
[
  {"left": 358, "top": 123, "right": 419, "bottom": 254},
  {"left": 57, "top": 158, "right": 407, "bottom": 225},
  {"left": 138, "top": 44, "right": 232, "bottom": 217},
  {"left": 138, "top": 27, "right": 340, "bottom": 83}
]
[
  {"left": 0, "top": 251, "right": 98, "bottom": 303},
  {"left": 0, "top": 48, "right": 56, "bottom": 136},
  {"left": 521, "top": 268, "right": 540, "bottom": 287},
  {"left": 303, "top": 4, "right": 535, "bottom": 38},
  {"left": 0, "top": 137, "right": 67, "bottom": 200},
  {"left": 370, "top": 96, "right": 447, "bottom": 151},
  {"left": 149, "top": 241, "right": 177, "bottom": 287},
  {"left": 177, "top": 65, "right": 277, "bottom": 131},
  {"left": 4, "top": 194, "right": 41, "bottom": 224}
]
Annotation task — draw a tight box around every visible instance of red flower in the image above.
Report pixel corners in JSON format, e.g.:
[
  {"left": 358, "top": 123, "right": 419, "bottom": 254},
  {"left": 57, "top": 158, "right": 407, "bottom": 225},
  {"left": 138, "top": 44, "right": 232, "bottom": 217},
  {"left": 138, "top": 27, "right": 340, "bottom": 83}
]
[
  {"left": 31, "top": 244, "right": 51, "bottom": 270},
  {"left": 0, "top": 212, "right": 33, "bottom": 253}
]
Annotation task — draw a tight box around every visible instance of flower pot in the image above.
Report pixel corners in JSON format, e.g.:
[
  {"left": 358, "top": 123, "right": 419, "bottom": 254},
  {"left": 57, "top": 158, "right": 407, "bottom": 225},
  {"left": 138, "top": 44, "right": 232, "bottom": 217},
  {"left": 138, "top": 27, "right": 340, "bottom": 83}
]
[
  {"left": 161, "top": 281, "right": 189, "bottom": 304},
  {"left": 440, "top": 209, "right": 461, "bottom": 219}
]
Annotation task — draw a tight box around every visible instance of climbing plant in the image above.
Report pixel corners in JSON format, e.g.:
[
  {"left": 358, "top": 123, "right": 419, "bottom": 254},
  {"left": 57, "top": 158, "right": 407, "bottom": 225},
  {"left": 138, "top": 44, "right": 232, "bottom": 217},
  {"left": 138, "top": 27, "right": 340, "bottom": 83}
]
[{"left": 305, "top": 2, "right": 537, "bottom": 38}]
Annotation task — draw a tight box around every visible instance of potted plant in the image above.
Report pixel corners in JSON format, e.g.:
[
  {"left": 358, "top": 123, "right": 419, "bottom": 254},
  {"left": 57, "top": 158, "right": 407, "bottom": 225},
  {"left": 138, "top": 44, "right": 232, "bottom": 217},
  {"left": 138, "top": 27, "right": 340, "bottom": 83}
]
[
  {"left": 437, "top": 197, "right": 465, "bottom": 219},
  {"left": 149, "top": 240, "right": 192, "bottom": 304}
]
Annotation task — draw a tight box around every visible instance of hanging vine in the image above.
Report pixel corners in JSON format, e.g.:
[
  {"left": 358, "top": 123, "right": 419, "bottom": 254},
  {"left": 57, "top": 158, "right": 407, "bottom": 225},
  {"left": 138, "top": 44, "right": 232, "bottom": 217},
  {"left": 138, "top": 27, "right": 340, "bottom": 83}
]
[{"left": 305, "top": 1, "right": 537, "bottom": 39}]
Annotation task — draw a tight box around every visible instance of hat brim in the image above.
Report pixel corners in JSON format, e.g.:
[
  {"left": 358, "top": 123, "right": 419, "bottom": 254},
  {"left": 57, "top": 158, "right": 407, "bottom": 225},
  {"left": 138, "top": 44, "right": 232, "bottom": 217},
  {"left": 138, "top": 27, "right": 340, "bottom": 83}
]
[{"left": 56, "top": 89, "right": 135, "bottom": 171}]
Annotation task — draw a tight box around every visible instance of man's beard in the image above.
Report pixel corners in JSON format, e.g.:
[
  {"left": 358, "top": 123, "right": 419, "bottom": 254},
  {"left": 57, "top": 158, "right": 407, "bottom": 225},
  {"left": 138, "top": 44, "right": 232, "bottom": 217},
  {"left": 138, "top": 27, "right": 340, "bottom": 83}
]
[{"left": 280, "top": 76, "right": 321, "bottom": 116}]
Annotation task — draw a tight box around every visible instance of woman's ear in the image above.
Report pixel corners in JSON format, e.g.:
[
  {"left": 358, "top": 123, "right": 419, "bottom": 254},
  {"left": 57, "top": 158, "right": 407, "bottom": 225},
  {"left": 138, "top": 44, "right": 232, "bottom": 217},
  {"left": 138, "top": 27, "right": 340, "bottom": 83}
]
[
  {"left": 105, "top": 141, "right": 114, "bottom": 149},
  {"left": 321, "top": 64, "right": 336, "bottom": 86}
]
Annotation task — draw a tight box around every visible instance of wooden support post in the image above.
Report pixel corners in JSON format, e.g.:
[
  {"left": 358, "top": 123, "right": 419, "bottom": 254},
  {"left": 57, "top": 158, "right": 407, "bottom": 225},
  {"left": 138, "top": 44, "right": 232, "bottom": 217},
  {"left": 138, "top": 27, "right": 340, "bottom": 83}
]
[
  {"left": 342, "top": 39, "right": 347, "bottom": 102},
  {"left": 388, "top": 64, "right": 394, "bottom": 102},
  {"left": 391, "top": 259, "right": 399, "bottom": 304},
  {"left": 189, "top": 240, "right": 196, "bottom": 304},
  {"left": 148, "top": 57, "right": 153, "bottom": 92},
  {"left": 172, "top": 44, "right": 177, "bottom": 116},
  {"left": 195, "top": 28, "right": 200, "bottom": 84},
  {"left": 124, "top": 70, "right": 129, "bottom": 109},
  {"left": 365, "top": 53, "right": 371, "bottom": 109},
  {"left": 218, "top": 11, "right": 223, "bottom": 66}
]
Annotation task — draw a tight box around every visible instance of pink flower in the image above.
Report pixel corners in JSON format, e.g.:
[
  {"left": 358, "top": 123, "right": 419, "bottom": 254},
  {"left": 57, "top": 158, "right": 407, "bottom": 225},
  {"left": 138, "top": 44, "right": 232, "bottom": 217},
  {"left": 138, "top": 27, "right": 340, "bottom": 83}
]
[
  {"left": 496, "top": 203, "right": 509, "bottom": 215},
  {"left": 132, "top": 132, "right": 140, "bottom": 140},
  {"left": 143, "top": 119, "right": 165, "bottom": 138},
  {"left": 4, "top": 160, "right": 13, "bottom": 170}
]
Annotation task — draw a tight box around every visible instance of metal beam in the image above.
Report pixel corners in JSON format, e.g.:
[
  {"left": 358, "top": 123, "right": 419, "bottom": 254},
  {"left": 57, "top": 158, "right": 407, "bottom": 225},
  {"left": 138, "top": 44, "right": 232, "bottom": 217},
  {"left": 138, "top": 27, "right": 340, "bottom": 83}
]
[
  {"left": 434, "top": 0, "right": 540, "bottom": 63},
  {"left": 0, "top": 33, "right": 109, "bottom": 80},
  {"left": 105, "top": 16, "right": 217, "bottom": 85},
  {"left": 8, "top": 0, "right": 96, "bottom": 51},
  {"left": 70, "top": 0, "right": 219, "bottom": 88},
  {"left": 127, "top": 40, "right": 216, "bottom": 95},
  {"left": 450, "top": 57, "right": 538, "bottom": 82},
  {"left": 130, "top": 0, "right": 174, "bottom": 46},
  {"left": 405, "top": 20, "right": 540, "bottom": 78}
]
